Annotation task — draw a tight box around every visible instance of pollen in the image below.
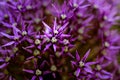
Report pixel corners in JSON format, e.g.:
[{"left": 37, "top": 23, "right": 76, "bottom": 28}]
[
  {"left": 33, "top": 49, "right": 40, "bottom": 56},
  {"left": 78, "top": 28, "right": 84, "bottom": 34},
  {"left": 55, "top": 52, "right": 61, "bottom": 57},
  {"left": 73, "top": 3, "right": 78, "bottom": 8},
  {"left": 104, "top": 42, "right": 110, "bottom": 47},
  {"left": 35, "top": 69, "right": 42, "bottom": 76},
  {"left": 50, "top": 65, "right": 57, "bottom": 71},
  {"left": 64, "top": 46, "right": 69, "bottom": 52},
  {"left": 54, "top": 30, "right": 58, "bottom": 34},
  {"left": 96, "top": 65, "right": 102, "bottom": 71},
  {"left": 22, "top": 31, "right": 27, "bottom": 36},
  {"left": 4, "top": 14, "right": 8, "bottom": 18},
  {"left": 26, "top": 5, "right": 32, "bottom": 10},
  {"left": 17, "top": 5, "right": 22, "bottom": 10},
  {"left": 63, "top": 39, "right": 69, "bottom": 45},
  {"left": 34, "top": 18, "right": 41, "bottom": 24},
  {"left": 14, "top": 37, "right": 19, "bottom": 40},
  {"left": 13, "top": 47, "right": 18, "bottom": 53},
  {"left": 5, "top": 57, "right": 10, "bottom": 62},
  {"left": 35, "top": 39, "right": 41, "bottom": 45},
  {"left": 12, "top": 23, "right": 17, "bottom": 27},
  {"left": 61, "top": 14, "right": 67, "bottom": 19},
  {"left": 51, "top": 37, "right": 57, "bottom": 43},
  {"left": 79, "top": 61, "right": 84, "bottom": 67}
]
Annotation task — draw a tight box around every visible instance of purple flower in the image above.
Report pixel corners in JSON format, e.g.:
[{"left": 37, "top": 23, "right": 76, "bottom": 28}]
[
  {"left": 69, "top": 0, "right": 89, "bottom": 9},
  {"left": 23, "top": 60, "right": 47, "bottom": 80},
  {"left": 50, "top": 1, "right": 74, "bottom": 21},
  {"left": 44, "top": 55, "right": 62, "bottom": 78},
  {"left": 71, "top": 49, "right": 95, "bottom": 79},
  {"left": 0, "top": 49, "right": 13, "bottom": 69},
  {"left": 92, "top": 57, "right": 112, "bottom": 80},
  {"left": 1, "top": 17, "right": 35, "bottom": 47},
  {"left": 42, "top": 18, "right": 70, "bottom": 52},
  {"left": 0, "top": 71, "right": 15, "bottom": 80},
  {"left": 6, "top": 0, "right": 40, "bottom": 12}
]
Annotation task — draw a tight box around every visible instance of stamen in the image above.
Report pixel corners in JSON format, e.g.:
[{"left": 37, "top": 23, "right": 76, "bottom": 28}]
[
  {"left": 13, "top": 47, "right": 18, "bottom": 53},
  {"left": 33, "top": 49, "right": 40, "bottom": 56},
  {"left": 64, "top": 46, "right": 68, "bottom": 52},
  {"left": 35, "top": 69, "right": 42, "bottom": 76},
  {"left": 34, "top": 18, "right": 41, "bottom": 24},
  {"left": 26, "top": 5, "right": 32, "bottom": 10},
  {"left": 22, "top": 31, "right": 27, "bottom": 36},
  {"left": 61, "top": 14, "right": 67, "bottom": 19},
  {"left": 51, "top": 37, "right": 57, "bottom": 43},
  {"left": 17, "top": 5, "right": 22, "bottom": 10},
  {"left": 12, "top": 23, "right": 17, "bottom": 27},
  {"left": 35, "top": 39, "right": 41, "bottom": 45},
  {"left": 54, "top": 30, "right": 58, "bottom": 34},
  {"left": 73, "top": 3, "right": 78, "bottom": 8},
  {"left": 5, "top": 57, "right": 10, "bottom": 62},
  {"left": 63, "top": 39, "right": 69, "bottom": 45},
  {"left": 104, "top": 42, "right": 110, "bottom": 47},
  {"left": 79, "top": 61, "right": 84, "bottom": 67},
  {"left": 96, "top": 65, "right": 102, "bottom": 71},
  {"left": 78, "top": 28, "right": 84, "bottom": 34},
  {"left": 50, "top": 65, "right": 57, "bottom": 71}
]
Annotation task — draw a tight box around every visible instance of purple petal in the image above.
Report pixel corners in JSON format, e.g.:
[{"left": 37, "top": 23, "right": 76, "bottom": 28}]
[
  {"left": 82, "top": 49, "right": 90, "bottom": 62},
  {"left": 23, "top": 69, "right": 34, "bottom": 74},
  {"left": 97, "top": 72, "right": 111, "bottom": 79},
  {"left": 75, "top": 68, "right": 81, "bottom": 77},
  {"left": 109, "top": 46, "right": 120, "bottom": 49},
  {"left": 26, "top": 56, "right": 34, "bottom": 60},
  {"left": 2, "top": 41, "right": 15, "bottom": 47},
  {"left": 0, "top": 63, "right": 7, "bottom": 69},
  {"left": 44, "top": 43, "right": 52, "bottom": 51},
  {"left": 67, "top": 52, "right": 74, "bottom": 59},
  {"left": 53, "top": 44, "right": 56, "bottom": 52},
  {"left": 42, "top": 21, "right": 52, "bottom": 33},
  {"left": 53, "top": 18, "right": 57, "bottom": 31},
  {"left": 31, "top": 76, "right": 36, "bottom": 80},
  {"left": 76, "top": 51, "right": 80, "bottom": 61},
  {"left": 61, "top": 34, "right": 71, "bottom": 38},
  {"left": 0, "top": 32, "right": 14, "bottom": 39},
  {"left": 84, "top": 67, "right": 93, "bottom": 74},
  {"left": 58, "top": 22, "right": 69, "bottom": 32},
  {"left": 39, "top": 77, "right": 43, "bottom": 80},
  {"left": 0, "top": 59, "right": 4, "bottom": 62}
]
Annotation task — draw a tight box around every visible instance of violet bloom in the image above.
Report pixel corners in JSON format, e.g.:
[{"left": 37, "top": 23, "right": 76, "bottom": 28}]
[
  {"left": 23, "top": 60, "right": 48, "bottom": 80},
  {"left": 6, "top": 0, "right": 40, "bottom": 12},
  {"left": 1, "top": 19, "right": 35, "bottom": 47},
  {"left": 71, "top": 50, "right": 95, "bottom": 79},
  {"left": 42, "top": 18, "right": 69, "bottom": 52},
  {"left": 69, "top": 0, "right": 89, "bottom": 9},
  {"left": 50, "top": 1, "right": 74, "bottom": 21},
  {"left": 92, "top": 57, "right": 112, "bottom": 80},
  {"left": 102, "top": 31, "right": 120, "bottom": 50},
  {"left": 0, "top": 70, "right": 15, "bottom": 80},
  {"left": 0, "top": 49, "right": 13, "bottom": 69},
  {"left": 45, "top": 55, "right": 62, "bottom": 78}
]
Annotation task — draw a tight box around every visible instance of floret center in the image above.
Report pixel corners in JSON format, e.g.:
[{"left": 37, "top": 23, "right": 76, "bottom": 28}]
[
  {"left": 35, "top": 69, "right": 42, "bottom": 76},
  {"left": 51, "top": 37, "right": 57, "bottom": 43},
  {"left": 79, "top": 61, "right": 84, "bottom": 67},
  {"left": 50, "top": 65, "right": 57, "bottom": 71}
]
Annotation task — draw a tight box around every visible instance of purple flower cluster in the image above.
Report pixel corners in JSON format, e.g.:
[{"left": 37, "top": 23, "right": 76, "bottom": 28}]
[{"left": 0, "top": 0, "right": 120, "bottom": 80}]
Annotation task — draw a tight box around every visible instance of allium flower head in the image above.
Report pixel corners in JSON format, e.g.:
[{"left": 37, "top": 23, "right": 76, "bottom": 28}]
[{"left": 0, "top": 0, "right": 120, "bottom": 80}]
